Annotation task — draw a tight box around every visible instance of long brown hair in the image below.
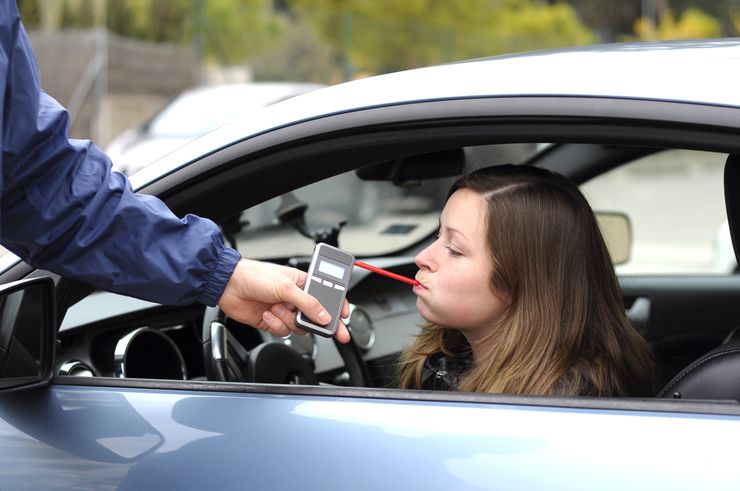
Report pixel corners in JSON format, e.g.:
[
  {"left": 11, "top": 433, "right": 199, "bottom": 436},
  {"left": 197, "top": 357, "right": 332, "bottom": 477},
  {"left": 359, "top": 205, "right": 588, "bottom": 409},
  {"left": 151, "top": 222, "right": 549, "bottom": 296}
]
[{"left": 399, "top": 165, "right": 656, "bottom": 397}]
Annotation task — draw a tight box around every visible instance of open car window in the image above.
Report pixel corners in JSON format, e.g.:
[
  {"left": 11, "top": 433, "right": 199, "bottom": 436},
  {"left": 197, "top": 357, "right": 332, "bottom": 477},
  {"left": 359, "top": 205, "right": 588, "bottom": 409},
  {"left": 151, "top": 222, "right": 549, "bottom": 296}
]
[
  {"left": 581, "top": 149, "right": 729, "bottom": 275},
  {"left": 233, "top": 143, "right": 543, "bottom": 260},
  {"left": 54, "top": 140, "right": 736, "bottom": 406}
]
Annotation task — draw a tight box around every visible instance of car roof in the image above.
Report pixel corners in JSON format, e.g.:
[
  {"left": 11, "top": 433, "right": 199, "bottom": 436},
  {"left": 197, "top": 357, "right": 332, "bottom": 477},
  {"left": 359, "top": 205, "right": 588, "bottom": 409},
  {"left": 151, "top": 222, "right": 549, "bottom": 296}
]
[
  {"left": 131, "top": 38, "right": 740, "bottom": 188},
  {"left": 165, "top": 82, "right": 326, "bottom": 109},
  {"left": 289, "top": 39, "right": 740, "bottom": 109}
]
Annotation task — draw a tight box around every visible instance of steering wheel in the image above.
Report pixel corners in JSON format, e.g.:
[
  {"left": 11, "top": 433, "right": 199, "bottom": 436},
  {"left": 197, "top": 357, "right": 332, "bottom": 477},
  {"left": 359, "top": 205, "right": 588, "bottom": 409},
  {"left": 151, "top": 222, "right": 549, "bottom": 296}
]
[{"left": 201, "top": 306, "right": 370, "bottom": 386}]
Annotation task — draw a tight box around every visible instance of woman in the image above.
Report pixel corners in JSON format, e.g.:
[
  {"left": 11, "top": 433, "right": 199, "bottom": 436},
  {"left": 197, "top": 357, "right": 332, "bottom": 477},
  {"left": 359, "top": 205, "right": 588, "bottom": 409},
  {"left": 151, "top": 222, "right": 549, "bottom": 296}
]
[{"left": 399, "top": 164, "right": 655, "bottom": 397}]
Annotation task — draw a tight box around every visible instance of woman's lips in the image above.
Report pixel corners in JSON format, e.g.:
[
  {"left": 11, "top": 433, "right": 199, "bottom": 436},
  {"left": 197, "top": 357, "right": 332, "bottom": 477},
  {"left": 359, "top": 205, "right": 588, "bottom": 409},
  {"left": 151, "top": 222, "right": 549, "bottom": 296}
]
[{"left": 414, "top": 277, "right": 427, "bottom": 290}]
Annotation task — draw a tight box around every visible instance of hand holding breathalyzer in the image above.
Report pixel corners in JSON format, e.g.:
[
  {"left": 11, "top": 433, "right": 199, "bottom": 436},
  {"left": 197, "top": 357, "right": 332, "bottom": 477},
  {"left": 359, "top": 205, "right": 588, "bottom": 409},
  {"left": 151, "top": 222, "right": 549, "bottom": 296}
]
[
  {"left": 219, "top": 258, "right": 351, "bottom": 343},
  {"left": 297, "top": 243, "right": 419, "bottom": 338},
  {"left": 219, "top": 245, "right": 417, "bottom": 342}
]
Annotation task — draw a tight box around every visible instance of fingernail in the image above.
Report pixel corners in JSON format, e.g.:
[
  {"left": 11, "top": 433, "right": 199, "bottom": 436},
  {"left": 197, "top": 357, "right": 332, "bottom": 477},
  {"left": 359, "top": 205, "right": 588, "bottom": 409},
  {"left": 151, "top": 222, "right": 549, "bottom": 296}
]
[
  {"left": 273, "top": 305, "right": 286, "bottom": 316},
  {"left": 319, "top": 310, "right": 330, "bottom": 323},
  {"left": 263, "top": 311, "right": 275, "bottom": 322}
]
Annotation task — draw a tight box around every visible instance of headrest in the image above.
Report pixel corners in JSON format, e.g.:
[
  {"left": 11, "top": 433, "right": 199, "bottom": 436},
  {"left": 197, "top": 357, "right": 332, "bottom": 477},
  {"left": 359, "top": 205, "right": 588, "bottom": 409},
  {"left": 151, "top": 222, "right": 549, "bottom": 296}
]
[{"left": 723, "top": 154, "right": 740, "bottom": 265}]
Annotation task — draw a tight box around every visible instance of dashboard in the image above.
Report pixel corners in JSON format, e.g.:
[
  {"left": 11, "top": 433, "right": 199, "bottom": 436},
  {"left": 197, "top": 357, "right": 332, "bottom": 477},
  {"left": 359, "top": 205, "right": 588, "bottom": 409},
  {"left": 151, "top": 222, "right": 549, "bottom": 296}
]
[{"left": 56, "top": 257, "right": 424, "bottom": 388}]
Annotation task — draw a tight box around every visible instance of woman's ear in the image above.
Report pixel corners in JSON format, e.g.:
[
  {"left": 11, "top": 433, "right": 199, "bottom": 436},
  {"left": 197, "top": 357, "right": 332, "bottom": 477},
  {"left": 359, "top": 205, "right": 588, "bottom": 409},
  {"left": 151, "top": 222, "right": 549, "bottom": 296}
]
[
  {"left": 496, "top": 288, "right": 513, "bottom": 309},
  {"left": 503, "top": 292, "right": 513, "bottom": 307}
]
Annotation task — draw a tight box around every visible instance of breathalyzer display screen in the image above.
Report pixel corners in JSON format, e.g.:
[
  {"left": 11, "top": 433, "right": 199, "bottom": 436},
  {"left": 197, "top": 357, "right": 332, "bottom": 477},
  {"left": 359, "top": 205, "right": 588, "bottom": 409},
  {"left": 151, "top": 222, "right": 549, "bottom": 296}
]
[{"left": 318, "top": 259, "right": 346, "bottom": 280}]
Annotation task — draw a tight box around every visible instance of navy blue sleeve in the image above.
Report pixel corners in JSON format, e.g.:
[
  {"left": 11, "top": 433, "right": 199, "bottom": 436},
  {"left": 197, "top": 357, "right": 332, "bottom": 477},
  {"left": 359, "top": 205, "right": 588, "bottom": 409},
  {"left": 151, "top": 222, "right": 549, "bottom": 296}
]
[{"left": 0, "top": 5, "right": 239, "bottom": 306}]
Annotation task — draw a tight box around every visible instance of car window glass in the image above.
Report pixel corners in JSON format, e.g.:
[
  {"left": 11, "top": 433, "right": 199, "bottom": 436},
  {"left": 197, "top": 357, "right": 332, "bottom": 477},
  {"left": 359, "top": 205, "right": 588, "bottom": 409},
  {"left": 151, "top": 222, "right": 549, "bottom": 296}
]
[{"left": 581, "top": 150, "right": 730, "bottom": 275}]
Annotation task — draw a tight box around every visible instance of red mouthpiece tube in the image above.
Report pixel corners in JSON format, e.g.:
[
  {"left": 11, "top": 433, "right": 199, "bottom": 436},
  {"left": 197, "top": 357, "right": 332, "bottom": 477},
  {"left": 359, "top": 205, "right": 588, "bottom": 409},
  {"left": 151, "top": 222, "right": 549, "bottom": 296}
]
[{"left": 354, "top": 261, "right": 420, "bottom": 286}]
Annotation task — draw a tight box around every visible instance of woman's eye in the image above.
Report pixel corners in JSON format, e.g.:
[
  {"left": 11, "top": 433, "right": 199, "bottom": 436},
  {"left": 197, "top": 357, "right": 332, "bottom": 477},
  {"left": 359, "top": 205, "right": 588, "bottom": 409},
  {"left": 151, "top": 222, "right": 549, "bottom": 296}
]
[{"left": 445, "top": 245, "right": 462, "bottom": 257}]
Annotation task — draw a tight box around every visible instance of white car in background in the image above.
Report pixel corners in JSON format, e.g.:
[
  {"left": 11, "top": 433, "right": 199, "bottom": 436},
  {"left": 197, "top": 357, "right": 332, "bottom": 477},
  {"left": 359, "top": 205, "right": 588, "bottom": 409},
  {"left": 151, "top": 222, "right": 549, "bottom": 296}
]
[{"left": 106, "top": 82, "right": 323, "bottom": 175}]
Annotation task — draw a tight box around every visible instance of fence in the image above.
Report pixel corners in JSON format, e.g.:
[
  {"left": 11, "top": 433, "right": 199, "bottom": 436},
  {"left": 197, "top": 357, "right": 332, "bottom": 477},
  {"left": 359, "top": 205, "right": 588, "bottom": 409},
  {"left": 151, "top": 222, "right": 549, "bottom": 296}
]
[{"left": 28, "top": 29, "right": 198, "bottom": 147}]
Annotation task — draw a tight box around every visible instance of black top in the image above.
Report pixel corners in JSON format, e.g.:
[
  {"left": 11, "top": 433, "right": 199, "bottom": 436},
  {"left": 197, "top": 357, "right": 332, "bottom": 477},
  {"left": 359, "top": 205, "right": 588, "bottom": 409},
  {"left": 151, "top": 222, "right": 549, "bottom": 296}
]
[{"left": 420, "top": 351, "right": 473, "bottom": 391}]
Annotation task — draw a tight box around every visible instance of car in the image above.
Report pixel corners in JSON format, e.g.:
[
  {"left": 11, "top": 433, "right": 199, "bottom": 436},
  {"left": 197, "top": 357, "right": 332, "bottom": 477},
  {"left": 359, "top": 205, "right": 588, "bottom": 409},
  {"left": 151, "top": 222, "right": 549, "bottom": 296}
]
[
  {"left": 105, "top": 82, "right": 324, "bottom": 175},
  {"left": 3, "top": 39, "right": 740, "bottom": 489}
]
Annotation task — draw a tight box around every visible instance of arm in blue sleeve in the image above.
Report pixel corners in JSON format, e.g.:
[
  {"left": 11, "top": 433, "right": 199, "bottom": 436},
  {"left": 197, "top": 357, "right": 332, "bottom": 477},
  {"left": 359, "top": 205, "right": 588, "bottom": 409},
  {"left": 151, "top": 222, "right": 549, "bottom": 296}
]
[{"left": 0, "top": 6, "right": 239, "bottom": 306}]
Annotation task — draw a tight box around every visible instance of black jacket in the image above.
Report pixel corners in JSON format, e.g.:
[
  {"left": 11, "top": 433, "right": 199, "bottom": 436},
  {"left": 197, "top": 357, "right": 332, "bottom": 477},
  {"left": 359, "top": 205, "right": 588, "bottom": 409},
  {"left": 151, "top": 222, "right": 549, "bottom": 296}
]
[{"left": 420, "top": 351, "right": 472, "bottom": 391}]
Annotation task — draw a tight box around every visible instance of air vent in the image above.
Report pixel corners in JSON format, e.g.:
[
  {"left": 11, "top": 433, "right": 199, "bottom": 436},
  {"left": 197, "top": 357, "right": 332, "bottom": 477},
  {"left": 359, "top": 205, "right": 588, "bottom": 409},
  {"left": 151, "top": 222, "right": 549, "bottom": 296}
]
[{"left": 380, "top": 224, "right": 417, "bottom": 235}]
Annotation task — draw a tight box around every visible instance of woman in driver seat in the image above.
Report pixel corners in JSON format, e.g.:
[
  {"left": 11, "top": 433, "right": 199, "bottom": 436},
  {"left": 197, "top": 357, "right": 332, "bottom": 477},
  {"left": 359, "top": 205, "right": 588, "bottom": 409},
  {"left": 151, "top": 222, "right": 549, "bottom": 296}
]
[{"left": 399, "top": 165, "right": 656, "bottom": 397}]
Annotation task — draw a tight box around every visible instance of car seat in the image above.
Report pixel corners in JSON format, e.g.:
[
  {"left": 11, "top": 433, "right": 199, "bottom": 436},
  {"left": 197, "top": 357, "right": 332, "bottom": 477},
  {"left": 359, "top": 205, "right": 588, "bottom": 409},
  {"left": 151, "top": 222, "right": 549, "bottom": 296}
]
[{"left": 657, "top": 154, "right": 740, "bottom": 401}]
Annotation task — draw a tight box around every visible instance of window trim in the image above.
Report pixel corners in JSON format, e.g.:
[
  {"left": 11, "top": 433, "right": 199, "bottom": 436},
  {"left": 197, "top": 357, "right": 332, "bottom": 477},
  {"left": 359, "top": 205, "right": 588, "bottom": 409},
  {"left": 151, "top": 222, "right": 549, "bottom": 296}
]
[{"left": 55, "top": 375, "right": 740, "bottom": 417}]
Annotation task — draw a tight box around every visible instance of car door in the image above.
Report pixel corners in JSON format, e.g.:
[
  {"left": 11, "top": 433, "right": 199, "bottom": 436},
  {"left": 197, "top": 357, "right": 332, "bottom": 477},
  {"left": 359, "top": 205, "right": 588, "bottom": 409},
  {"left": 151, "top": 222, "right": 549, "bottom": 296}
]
[
  {"left": 3, "top": 379, "right": 740, "bottom": 490},
  {"left": 3, "top": 92, "right": 740, "bottom": 489}
]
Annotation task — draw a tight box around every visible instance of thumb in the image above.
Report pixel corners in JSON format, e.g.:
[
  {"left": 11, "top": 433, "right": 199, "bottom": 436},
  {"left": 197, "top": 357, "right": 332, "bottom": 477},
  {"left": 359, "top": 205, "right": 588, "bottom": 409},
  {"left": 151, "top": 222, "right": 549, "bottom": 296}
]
[{"left": 283, "top": 283, "right": 331, "bottom": 326}]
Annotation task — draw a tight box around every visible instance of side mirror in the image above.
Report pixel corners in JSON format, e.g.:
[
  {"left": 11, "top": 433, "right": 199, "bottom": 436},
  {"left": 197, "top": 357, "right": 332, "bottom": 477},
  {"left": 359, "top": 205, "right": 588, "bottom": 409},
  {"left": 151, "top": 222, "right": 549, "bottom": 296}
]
[
  {"left": 0, "top": 277, "right": 56, "bottom": 392},
  {"left": 595, "top": 212, "right": 631, "bottom": 265}
]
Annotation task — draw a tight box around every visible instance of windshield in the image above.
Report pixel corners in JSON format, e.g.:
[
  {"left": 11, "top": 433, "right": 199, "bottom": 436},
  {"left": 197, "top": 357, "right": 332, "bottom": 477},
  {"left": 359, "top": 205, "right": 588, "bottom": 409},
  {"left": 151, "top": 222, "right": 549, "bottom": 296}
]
[
  {"left": 233, "top": 143, "right": 541, "bottom": 259},
  {"left": 235, "top": 172, "right": 446, "bottom": 259}
]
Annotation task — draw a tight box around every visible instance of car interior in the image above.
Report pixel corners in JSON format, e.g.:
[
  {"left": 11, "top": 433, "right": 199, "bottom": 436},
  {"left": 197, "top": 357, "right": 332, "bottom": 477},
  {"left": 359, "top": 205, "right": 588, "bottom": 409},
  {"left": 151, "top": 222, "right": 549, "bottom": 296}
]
[
  {"left": 47, "top": 134, "right": 740, "bottom": 404},
  {"left": 656, "top": 153, "right": 740, "bottom": 401}
]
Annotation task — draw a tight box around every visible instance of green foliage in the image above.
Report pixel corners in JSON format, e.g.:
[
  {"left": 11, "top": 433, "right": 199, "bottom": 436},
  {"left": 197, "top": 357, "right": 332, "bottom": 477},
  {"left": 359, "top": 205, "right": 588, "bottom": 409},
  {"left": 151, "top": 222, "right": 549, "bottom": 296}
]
[
  {"left": 16, "top": 0, "right": 42, "bottom": 29},
  {"left": 667, "top": 0, "right": 739, "bottom": 36},
  {"left": 104, "top": 0, "right": 199, "bottom": 43},
  {"left": 61, "top": 0, "right": 97, "bottom": 29},
  {"left": 250, "top": 23, "right": 335, "bottom": 82},
  {"left": 21, "top": 0, "right": 284, "bottom": 66},
  {"left": 633, "top": 7, "right": 722, "bottom": 40},
  {"left": 564, "top": 0, "right": 640, "bottom": 42},
  {"left": 288, "top": 0, "right": 595, "bottom": 77},
  {"left": 202, "top": 0, "right": 287, "bottom": 64},
  {"left": 564, "top": 0, "right": 734, "bottom": 42},
  {"left": 17, "top": 0, "right": 735, "bottom": 83}
]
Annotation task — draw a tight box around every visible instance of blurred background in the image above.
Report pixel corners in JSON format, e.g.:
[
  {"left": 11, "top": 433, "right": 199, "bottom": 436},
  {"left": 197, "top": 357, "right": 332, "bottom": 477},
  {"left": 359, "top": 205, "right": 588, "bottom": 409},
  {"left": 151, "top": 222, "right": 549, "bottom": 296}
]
[
  {"left": 13, "top": 0, "right": 740, "bottom": 272},
  {"left": 17, "top": 0, "right": 740, "bottom": 150}
]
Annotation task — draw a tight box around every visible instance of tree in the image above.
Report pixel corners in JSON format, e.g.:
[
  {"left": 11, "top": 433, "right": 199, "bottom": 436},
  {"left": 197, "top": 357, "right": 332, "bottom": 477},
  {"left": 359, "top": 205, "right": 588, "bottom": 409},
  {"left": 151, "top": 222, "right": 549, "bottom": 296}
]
[
  {"left": 201, "top": 0, "right": 287, "bottom": 65},
  {"left": 60, "top": 0, "right": 98, "bottom": 29},
  {"left": 249, "top": 23, "right": 335, "bottom": 82},
  {"left": 562, "top": 0, "right": 641, "bottom": 42},
  {"left": 565, "top": 0, "right": 736, "bottom": 41},
  {"left": 668, "top": 0, "right": 740, "bottom": 36},
  {"left": 20, "top": 0, "right": 285, "bottom": 67},
  {"left": 288, "top": 0, "right": 595, "bottom": 78},
  {"left": 634, "top": 7, "right": 722, "bottom": 40},
  {"left": 16, "top": 0, "right": 43, "bottom": 29}
]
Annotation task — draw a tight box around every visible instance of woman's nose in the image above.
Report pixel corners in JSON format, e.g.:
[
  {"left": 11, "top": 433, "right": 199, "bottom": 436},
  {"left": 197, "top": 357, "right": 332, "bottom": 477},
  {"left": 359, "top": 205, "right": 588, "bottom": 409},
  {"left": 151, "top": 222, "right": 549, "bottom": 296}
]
[{"left": 415, "top": 243, "right": 435, "bottom": 271}]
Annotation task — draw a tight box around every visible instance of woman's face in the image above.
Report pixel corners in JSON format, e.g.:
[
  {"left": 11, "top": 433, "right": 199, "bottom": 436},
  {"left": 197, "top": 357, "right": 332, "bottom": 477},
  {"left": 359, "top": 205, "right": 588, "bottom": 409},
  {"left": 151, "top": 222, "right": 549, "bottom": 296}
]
[{"left": 414, "top": 188, "right": 509, "bottom": 334}]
